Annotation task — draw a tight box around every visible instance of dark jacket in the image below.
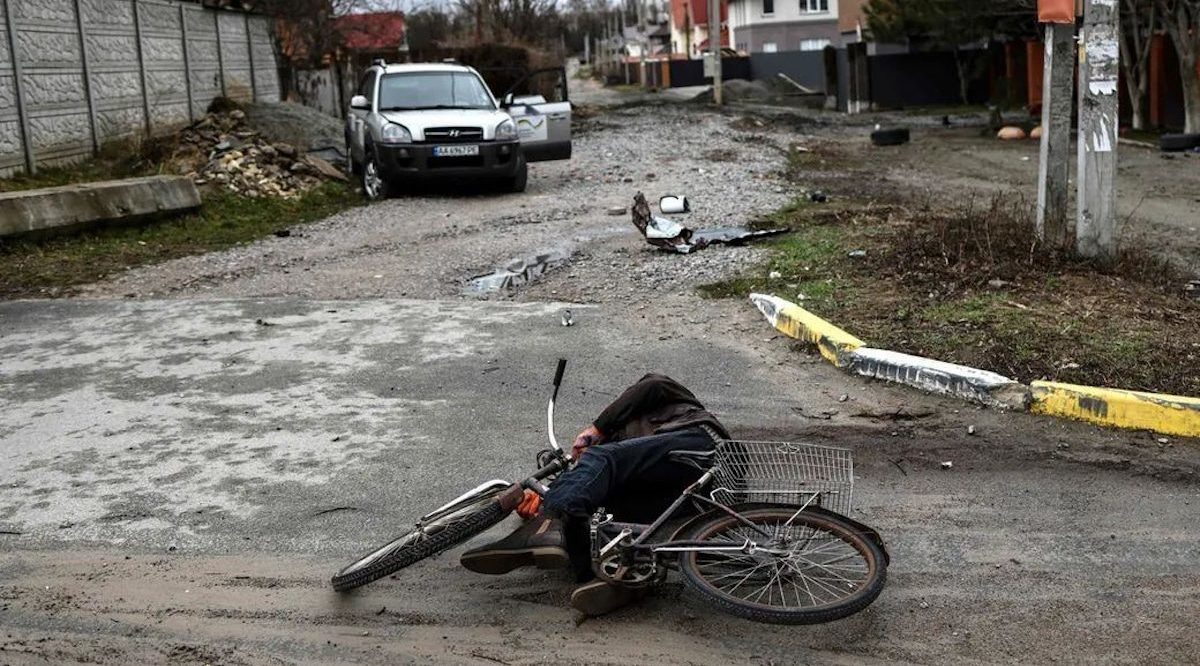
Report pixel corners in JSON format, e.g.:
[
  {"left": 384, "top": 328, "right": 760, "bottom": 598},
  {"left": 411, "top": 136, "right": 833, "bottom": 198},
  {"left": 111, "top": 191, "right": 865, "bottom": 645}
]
[{"left": 593, "top": 373, "right": 729, "bottom": 443}]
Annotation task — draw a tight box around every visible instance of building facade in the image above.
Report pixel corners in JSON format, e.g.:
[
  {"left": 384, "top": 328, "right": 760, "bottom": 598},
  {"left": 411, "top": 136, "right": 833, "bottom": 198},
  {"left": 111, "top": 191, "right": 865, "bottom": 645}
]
[{"left": 727, "top": 0, "right": 840, "bottom": 54}]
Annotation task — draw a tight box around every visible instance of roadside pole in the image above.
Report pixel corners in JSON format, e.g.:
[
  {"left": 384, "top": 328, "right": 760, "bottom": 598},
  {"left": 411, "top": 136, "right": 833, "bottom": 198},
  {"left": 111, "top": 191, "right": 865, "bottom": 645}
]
[
  {"left": 707, "top": 0, "right": 722, "bottom": 104},
  {"left": 1076, "top": 0, "right": 1120, "bottom": 260},
  {"left": 1035, "top": 22, "right": 1075, "bottom": 249}
]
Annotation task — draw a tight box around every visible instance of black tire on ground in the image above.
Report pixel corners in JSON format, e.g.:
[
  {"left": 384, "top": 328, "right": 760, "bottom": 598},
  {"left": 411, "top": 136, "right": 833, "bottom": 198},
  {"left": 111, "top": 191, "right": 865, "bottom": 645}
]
[
  {"left": 506, "top": 155, "right": 528, "bottom": 193},
  {"left": 1160, "top": 133, "right": 1200, "bottom": 152},
  {"left": 330, "top": 497, "right": 510, "bottom": 592},
  {"left": 678, "top": 507, "right": 887, "bottom": 625},
  {"left": 871, "top": 128, "right": 911, "bottom": 147}
]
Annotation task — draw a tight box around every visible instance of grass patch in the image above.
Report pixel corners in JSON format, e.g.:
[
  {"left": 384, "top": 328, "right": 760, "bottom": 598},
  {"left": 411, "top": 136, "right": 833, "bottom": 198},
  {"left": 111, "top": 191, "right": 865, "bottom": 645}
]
[
  {"left": 0, "top": 183, "right": 360, "bottom": 298},
  {"left": 703, "top": 187, "right": 1200, "bottom": 396}
]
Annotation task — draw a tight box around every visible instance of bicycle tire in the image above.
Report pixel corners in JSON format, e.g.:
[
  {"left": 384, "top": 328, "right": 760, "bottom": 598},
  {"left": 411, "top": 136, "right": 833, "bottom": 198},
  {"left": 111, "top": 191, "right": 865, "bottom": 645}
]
[
  {"left": 678, "top": 507, "right": 887, "bottom": 625},
  {"left": 331, "top": 495, "right": 511, "bottom": 592}
]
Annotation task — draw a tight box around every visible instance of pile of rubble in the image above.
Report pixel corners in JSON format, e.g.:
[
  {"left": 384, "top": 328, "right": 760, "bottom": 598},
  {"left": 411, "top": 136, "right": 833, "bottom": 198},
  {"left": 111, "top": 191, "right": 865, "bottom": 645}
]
[{"left": 174, "top": 109, "right": 346, "bottom": 199}]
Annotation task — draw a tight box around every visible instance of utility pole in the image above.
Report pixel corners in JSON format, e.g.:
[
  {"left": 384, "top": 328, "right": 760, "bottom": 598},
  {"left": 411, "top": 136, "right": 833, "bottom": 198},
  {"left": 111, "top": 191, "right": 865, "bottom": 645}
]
[
  {"left": 1036, "top": 21, "right": 1076, "bottom": 249},
  {"left": 637, "top": 0, "right": 648, "bottom": 88},
  {"left": 1076, "top": 0, "right": 1120, "bottom": 260},
  {"left": 707, "top": 0, "right": 722, "bottom": 104}
]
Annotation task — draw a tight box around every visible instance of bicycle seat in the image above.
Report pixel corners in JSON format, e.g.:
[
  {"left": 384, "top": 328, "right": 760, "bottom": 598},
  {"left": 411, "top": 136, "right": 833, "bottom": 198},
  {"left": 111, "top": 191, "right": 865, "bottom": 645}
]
[{"left": 668, "top": 449, "right": 716, "bottom": 469}]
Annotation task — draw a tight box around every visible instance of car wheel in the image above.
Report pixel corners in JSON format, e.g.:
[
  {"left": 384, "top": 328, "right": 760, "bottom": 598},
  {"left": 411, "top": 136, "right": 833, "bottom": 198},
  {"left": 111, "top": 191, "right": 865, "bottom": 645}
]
[
  {"left": 506, "top": 156, "right": 528, "bottom": 193},
  {"left": 361, "top": 147, "right": 393, "bottom": 201}
]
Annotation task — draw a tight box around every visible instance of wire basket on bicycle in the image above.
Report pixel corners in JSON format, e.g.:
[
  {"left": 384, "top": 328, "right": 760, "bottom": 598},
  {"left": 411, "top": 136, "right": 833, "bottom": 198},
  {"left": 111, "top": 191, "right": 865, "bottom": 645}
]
[{"left": 708, "top": 440, "right": 855, "bottom": 516}]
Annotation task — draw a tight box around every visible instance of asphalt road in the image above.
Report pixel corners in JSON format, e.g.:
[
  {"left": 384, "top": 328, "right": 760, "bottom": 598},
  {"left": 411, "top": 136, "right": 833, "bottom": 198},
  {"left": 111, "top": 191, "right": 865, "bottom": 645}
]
[{"left": 2, "top": 94, "right": 1200, "bottom": 665}]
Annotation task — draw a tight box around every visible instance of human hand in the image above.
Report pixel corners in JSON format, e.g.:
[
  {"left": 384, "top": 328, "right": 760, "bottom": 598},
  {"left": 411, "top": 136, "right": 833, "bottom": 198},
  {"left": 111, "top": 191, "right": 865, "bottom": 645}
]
[{"left": 571, "top": 425, "right": 604, "bottom": 459}]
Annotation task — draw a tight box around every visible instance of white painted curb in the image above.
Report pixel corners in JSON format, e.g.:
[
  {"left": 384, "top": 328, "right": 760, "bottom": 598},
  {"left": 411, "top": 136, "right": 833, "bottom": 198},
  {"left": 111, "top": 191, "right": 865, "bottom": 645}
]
[{"left": 847, "top": 348, "right": 1032, "bottom": 410}]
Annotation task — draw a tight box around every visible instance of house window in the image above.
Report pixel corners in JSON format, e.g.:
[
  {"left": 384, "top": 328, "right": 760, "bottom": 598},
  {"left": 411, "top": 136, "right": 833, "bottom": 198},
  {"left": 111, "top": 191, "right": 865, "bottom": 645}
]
[
  {"left": 801, "top": 0, "right": 829, "bottom": 12},
  {"left": 763, "top": 42, "right": 778, "bottom": 53},
  {"left": 763, "top": 0, "right": 774, "bottom": 15},
  {"left": 799, "top": 38, "right": 830, "bottom": 51}
]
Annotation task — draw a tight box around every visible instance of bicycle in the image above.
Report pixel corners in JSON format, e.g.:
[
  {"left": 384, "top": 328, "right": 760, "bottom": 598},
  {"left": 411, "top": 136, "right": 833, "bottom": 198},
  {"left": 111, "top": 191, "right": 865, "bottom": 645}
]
[{"left": 331, "top": 360, "right": 889, "bottom": 625}]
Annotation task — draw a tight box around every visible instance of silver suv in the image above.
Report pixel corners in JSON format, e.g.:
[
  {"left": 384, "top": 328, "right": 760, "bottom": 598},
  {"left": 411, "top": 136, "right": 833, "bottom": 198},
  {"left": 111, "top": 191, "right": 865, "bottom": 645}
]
[{"left": 345, "top": 61, "right": 572, "bottom": 198}]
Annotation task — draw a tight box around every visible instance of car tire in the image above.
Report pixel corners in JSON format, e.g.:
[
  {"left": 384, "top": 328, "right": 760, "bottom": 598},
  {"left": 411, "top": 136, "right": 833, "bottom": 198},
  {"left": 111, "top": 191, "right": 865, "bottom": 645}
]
[
  {"left": 361, "top": 145, "right": 395, "bottom": 201},
  {"left": 871, "top": 128, "right": 911, "bottom": 147},
  {"left": 506, "top": 155, "right": 528, "bottom": 193},
  {"left": 1160, "top": 133, "right": 1200, "bottom": 152}
]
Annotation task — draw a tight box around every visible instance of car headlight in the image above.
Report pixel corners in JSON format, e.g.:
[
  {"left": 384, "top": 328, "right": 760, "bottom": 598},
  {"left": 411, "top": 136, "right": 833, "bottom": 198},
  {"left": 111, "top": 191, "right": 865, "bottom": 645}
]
[
  {"left": 495, "top": 118, "right": 517, "bottom": 141},
  {"left": 380, "top": 123, "right": 412, "bottom": 144}
]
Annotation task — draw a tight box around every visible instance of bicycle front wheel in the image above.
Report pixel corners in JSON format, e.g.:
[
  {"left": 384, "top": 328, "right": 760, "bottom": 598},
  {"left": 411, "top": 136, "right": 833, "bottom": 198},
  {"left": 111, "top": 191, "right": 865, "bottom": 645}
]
[
  {"left": 331, "top": 486, "right": 515, "bottom": 592},
  {"left": 678, "top": 507, "right": 886, "bottom": 625}
]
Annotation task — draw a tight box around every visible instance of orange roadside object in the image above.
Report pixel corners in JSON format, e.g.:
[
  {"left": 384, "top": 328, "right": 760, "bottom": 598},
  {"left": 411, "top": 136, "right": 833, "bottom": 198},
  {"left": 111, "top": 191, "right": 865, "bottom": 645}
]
[
  {"left": 1038, "top": 0, "right": 1075, "bottom": 23},
  {"left": 516, "top": 489, "right": 542, "bottom": 519}
]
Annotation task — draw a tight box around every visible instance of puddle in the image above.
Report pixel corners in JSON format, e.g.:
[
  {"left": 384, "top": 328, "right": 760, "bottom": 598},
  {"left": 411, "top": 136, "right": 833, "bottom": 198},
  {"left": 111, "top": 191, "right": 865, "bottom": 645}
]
[{"left": 465, "top": 249, "right": 571, "bottom": 297}]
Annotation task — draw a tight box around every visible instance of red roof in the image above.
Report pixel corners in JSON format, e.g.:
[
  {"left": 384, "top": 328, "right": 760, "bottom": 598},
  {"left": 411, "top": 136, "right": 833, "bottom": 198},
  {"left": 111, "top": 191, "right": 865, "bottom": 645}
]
[{"left": 335, "top": 11, "right": 406, "bottom": 51}]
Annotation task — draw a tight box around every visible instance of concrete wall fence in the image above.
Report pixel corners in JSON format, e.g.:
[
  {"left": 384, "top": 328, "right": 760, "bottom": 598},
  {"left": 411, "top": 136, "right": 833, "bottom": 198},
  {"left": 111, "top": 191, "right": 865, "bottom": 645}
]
[{"left": 0, "top": 0, "right": 281, "bottom": 177}]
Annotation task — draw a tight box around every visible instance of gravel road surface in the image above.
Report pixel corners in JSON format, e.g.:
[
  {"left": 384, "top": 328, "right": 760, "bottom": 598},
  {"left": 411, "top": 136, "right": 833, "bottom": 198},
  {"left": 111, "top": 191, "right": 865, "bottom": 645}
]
[{"left": 3, "top": 82, "right": 1199, "bottom": 665}]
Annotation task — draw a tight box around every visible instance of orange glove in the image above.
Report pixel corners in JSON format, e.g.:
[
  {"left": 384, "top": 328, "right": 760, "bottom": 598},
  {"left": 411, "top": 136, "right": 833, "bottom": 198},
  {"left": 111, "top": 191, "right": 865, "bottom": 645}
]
[{"left": 516, "top": 489, "right": 542, "bottom": 519}]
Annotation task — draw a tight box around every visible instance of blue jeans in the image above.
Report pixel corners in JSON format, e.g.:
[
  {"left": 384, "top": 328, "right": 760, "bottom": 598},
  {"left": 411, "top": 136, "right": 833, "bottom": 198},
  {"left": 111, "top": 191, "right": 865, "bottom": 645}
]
[{"left": 543, "top": 427, "right": 716, "bottom": 519}]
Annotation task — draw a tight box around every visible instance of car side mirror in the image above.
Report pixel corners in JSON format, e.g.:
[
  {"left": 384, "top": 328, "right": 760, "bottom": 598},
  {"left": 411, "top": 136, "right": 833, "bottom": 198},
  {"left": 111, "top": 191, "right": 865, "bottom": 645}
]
[
  {"left": 350, "top": 95, "right": 370, "bottom": 111},
  {"left": 659, "top": 195, "right": 690, "bottom": 214},
  {"left": 501, "top": 93, "right": 515, "bottom": 107}
]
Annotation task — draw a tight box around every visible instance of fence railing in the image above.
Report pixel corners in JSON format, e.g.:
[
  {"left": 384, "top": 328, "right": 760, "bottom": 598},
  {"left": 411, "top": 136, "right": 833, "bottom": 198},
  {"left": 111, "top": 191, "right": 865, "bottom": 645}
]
[{"left": 1, "top": 0, "right": 281, "bottom": 177}]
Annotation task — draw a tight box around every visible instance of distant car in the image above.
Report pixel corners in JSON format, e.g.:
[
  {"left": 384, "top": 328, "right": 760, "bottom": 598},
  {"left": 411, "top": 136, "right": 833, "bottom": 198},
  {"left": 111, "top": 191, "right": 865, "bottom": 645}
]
[{"left": 344, "top": 61, "right": 572, "bottom": 198}]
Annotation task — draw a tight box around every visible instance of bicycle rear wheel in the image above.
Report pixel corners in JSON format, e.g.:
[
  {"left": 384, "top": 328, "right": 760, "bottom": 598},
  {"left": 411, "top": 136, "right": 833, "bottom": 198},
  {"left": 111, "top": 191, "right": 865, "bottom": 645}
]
[
  {"left": 331, "top": 485, "right": 516, "bottom": 592},
  {"left": 678, "top": 507, "right": 886, "bottom": 625}
]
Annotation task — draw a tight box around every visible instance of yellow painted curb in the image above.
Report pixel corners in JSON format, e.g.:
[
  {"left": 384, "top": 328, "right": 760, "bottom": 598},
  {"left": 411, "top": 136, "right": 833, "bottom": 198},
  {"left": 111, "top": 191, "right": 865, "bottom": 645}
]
[
  {"left": 749, "top": 294, "right": 864, "bottom": 366},
  {"left": 1031, "top": 381, "right": 1200, "bottom": 438}
]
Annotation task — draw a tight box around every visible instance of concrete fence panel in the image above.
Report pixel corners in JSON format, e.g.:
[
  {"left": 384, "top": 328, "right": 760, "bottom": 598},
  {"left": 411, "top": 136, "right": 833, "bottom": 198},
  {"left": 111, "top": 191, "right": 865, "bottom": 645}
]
[{"left": 0, "top": 0, "right": 280, "bottom": 177}]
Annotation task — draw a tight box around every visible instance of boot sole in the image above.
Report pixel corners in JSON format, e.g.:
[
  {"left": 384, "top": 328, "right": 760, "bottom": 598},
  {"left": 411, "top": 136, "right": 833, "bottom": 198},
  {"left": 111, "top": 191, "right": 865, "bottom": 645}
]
[
  {"left": 460, "top": 546, "right": 570, "bottom": 575},
  {"left": 570, "top": 581, "right": 641, "bottom": 617}
]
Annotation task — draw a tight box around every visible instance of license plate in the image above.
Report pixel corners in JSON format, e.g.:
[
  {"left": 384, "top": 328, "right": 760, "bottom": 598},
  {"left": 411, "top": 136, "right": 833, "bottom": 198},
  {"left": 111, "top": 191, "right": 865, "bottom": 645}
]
[{"left": 433, "top": 144, "right": 479, "bottom": 157}]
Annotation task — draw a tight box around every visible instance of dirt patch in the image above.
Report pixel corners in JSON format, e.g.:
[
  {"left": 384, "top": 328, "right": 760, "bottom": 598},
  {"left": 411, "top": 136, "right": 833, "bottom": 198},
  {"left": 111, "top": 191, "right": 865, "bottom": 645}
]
[{"left": 703, "top": 140, "right": 1200, "bottom": 396}]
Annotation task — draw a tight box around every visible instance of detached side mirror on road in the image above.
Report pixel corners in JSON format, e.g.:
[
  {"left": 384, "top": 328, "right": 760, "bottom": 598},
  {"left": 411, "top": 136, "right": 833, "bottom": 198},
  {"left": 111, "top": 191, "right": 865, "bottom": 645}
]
[{"left": 350, "top": 95, "right": 370, "bottom": 111}]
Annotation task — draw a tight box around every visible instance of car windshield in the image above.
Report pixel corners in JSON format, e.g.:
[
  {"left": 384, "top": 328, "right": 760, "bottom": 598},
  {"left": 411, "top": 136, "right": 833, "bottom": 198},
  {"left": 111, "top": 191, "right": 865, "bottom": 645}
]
[{"left": 377, "top": 72, "right": 495, "bottom": 111}]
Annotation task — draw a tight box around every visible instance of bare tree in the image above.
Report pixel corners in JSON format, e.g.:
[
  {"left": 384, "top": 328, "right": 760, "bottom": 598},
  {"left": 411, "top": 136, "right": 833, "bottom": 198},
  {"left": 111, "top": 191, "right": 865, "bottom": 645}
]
[
  {"left": 1156, "top": 0, "right": 1200, "bottom": 133},
  {"left": 1121, "top": 0, "right": 1158, "bottom": 130}
]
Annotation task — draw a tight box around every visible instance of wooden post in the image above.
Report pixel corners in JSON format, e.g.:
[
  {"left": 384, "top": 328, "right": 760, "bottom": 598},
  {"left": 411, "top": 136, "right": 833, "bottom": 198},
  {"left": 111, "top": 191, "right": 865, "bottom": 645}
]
[
  {"left": 1076, "top": 0, "right": 1119, "bottom": 260},
  {"left": 245, "top": 14, "right": 257, "bottom": 102},
  {"left": 707, "top": 0, "right": 722, "bottom": 104},
  {"left": 1036, "top": 23, "right": 1075, "bottom": 249}
]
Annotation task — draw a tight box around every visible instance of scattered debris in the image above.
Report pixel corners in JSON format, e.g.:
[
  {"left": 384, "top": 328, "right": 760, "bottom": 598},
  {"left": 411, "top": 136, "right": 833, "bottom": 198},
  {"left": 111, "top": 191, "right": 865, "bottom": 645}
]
[
  {"left": 987, "top": 278, "right": 1011, "bottom": 289},
  {"left": 254, "top": 319, "right": 274, "bottom": 327},
  {"left": 890, "top": 459, "right": 908, "bottom": 476},
  {"left": 659, "top": 195, "right": 690, "bottom": 214},
  {"left": 561, "top": 309, "right": 574, "bottom": 327},
  {"left": 768, "top": 271, "right": 782, "bottom": 279},
  {"left": 809, "top": 191, "right": 828, "bottom": 203},
  {"left": 311, "top": 506, "right": 360, "bottom": 517},
  {"left": 941, "top": 461, "right": 954, "bottom": 470},
  {"left": 606, "top": 206, "right": 627, "bottom": 216},
  {"left": 629, "top": 192, "right": 787, "bottom": 254},
  {"left": 848, "top": 249, "right": 868, "bottom": 259},
  {"left": 967, "top": 425, "right": 977, "bottom": 435},
  {"left": 466, "top": 249, "right": 570, "bottom": 296},
  {"left": 273, "top": 229, "right": 292, "bottom": 238},
  {"left": 838, "top": 394, "right": 849, "bottom": 402}
]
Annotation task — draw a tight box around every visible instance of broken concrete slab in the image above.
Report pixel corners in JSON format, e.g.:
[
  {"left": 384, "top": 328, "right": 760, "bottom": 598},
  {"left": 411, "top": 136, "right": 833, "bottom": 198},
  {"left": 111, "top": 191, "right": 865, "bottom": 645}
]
[{"left": 0, "top": 176, "right": 202, "bottom": 238}]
